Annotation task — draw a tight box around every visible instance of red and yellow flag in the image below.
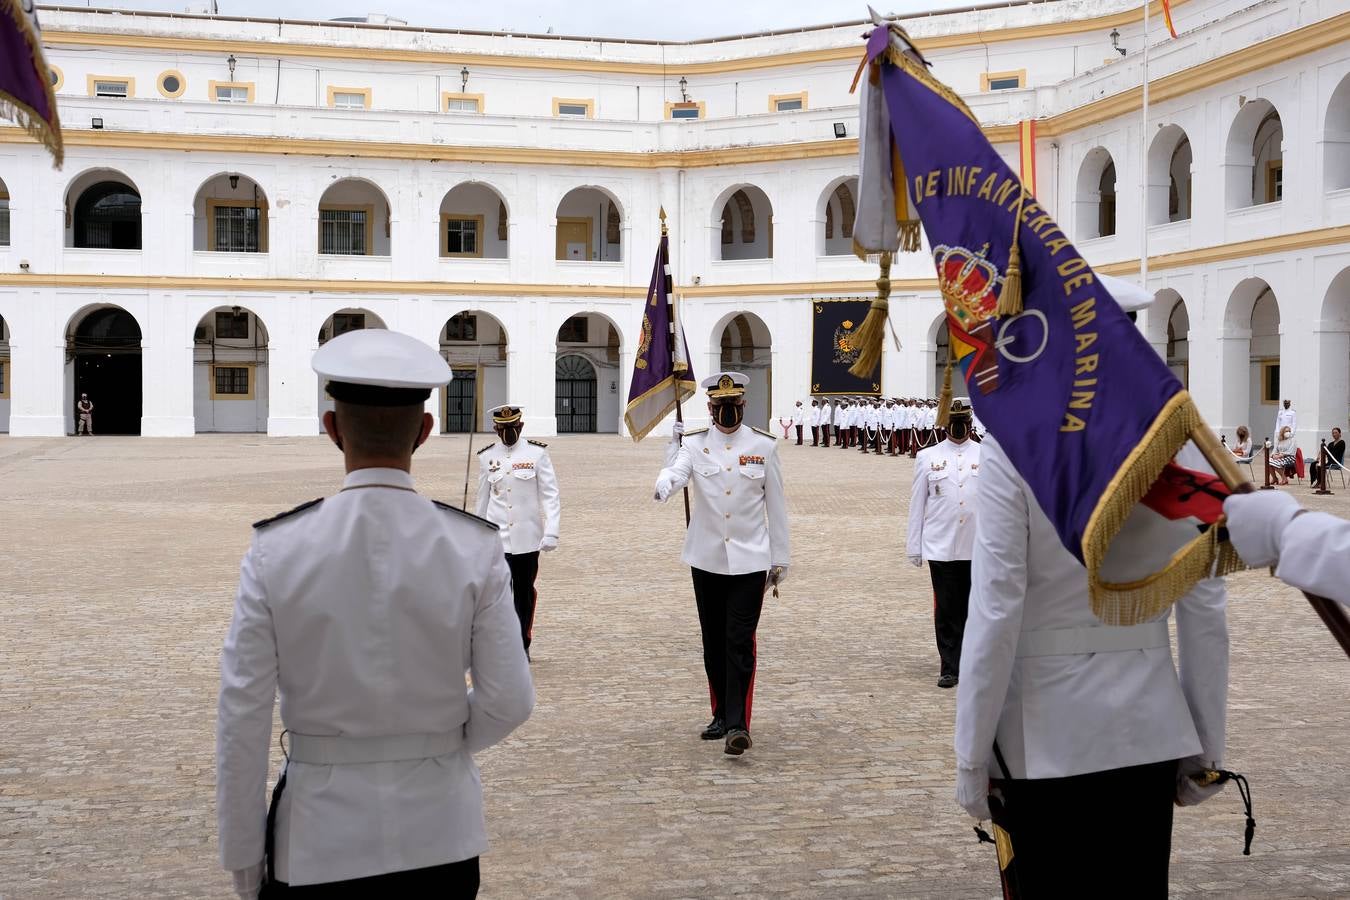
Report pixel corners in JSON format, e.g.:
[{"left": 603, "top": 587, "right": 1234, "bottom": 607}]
[
  {"left": 1160, "top": 0, "right": 1179, "bottom": 38},
  {"left": 1018, "top": 120, "right": 1037, "bottom": 198}
]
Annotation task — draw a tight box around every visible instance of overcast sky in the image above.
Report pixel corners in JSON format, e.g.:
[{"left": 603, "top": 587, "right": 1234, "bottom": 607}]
[{"left": 49, "top": 0, "right": 949, "bottom": 40}]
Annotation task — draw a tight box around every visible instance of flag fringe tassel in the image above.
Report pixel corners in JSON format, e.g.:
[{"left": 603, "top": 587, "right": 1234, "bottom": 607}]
[
  {"left": 0, "top": 0, "right": 64, "bottom": 167},
  {"left": 848, "top": 251, "right": 892, "bottom": 379},
  {"left": 1084, "top": 391, "right": 1246, "bottom": 625},
  {"left": 934, "top": 352, "right": 954, "bottom": 430}
]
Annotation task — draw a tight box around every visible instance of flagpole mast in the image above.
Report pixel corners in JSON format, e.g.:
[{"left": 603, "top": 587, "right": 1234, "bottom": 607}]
[
  {"left": 661, "top": 206, "right": 692, "bottom": 527},
  {"left": 1140, "top": 0, "right": 1151, "bottom": 288}
]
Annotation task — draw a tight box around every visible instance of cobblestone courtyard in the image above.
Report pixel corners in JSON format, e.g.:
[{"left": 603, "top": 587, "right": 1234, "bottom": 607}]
[{"left": 2, "top": 433, "right": 1350, "bottom": 898}]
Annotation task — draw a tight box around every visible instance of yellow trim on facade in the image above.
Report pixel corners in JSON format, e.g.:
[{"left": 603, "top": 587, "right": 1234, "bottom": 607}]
[
  {"left": 440, "top": 212, "right": 485, "bottom": 258},
  {"left": 768, "top": 92, "right": 808, "bottom": 113},
  {"left": 327, "top": 86, "right": 373, "bottom": 109},
  {"left": 552, "top": 97, "right": 595, "bottom": 118},
  {"left": 156, "top": 69, "right": 187, "bottom": 99},
  {"left": 441, "top": 92, "right": 484, "bottom": 113},
  {"left": 205, "top": 197, "right": 270, "bottom": 252},
  {"left": 49, "top": 66, "right": 64, "bottom": 92},
  {"left": 87, "top": 75, "right": 134, "bottom": 98},
  {"left": 41, "top": 0, "right": 1190, "bottom": 77},
  {"left": 665, "top": 100, "right": 707, "bottom": 120},
  {"left": 318, "top": 203, "right": 376, "bottom": 255},
  {"left": 209, "top": 80, "right": 256, "bottom": 103},
  {"left": 980, "top": 69, "right": 1026, "bottom": 92},
  {"left": 209, "top": 362, "right": 256, "bottom": 400}
]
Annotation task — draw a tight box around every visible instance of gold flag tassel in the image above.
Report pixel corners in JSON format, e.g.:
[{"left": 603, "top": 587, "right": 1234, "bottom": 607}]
[
  {"left": 997, "top": 186, "right": 1026, "bottom": 317},
  {"left": 849, "top": 251, "right": 892, "bottom": 379},
  {"left": 934, "top": 331, "right": 954, "bottom": 430}
]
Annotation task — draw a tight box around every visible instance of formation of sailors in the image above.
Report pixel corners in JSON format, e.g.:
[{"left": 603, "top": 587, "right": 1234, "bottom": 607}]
[{"left": 794, "top": 396, "right": 983, "bottom": 456}]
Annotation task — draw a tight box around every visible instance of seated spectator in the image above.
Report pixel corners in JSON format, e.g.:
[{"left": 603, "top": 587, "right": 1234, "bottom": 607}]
[
  {"left": 1309, "top": 426, "right": 1346, "bottom": 485},
  {"left": 1231, "top": 425, "right": 1252, "bottom": 458},
  {"left": 1269, "top": 426, "right": 1298, "bottom": 485}
]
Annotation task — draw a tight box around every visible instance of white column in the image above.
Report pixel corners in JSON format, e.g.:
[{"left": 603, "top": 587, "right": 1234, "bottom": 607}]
[
  {"left": 7, "top": 314, "right": 66, "bottom": 436},
  {"left": 141, "top": 293, "right": 195, "bottom": 436},
  {"left": 267, "top": 296, "right": 319, "bottom": 436},
  {"left": 1313, "top": 324, "right": 1350, "bottom": 439}
]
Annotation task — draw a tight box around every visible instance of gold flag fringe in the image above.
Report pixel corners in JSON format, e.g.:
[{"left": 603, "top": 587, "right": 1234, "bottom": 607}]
[
  {"left": 1, "top": 0, "right": 64, "bottom": 167},
  {"left": 1084, "top": 391, "right": 1247, "bottom": 625},
  {"left": 934, "top": 350, "right": 954, "bottom": 430},
  {"left": 848, "top": 251, "right": 891, "bottom": 379},
  {"left": 997, "top": 188, "right": 1025, "bottom": 317}
]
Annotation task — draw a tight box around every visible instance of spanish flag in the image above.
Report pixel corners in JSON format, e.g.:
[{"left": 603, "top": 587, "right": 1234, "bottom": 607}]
[{"left": 1161, "top": 0, "right": 1179, "bottom": 39}]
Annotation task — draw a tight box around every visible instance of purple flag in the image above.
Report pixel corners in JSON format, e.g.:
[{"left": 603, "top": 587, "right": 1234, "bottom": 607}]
[
  {"left": 864, "top": 23, "right": 1237, "bottom": 623},
  {"left": 0, "top": 0, "right": 63, "bottom": 165},
  {"left": 624, "top": 233, "right": 695, "bottom": 442}
]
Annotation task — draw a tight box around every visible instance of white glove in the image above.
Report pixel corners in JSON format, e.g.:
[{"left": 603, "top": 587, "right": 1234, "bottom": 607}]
[
  {"left": 955, "top": 765, "right": 991, "bottom": 820},
  {"left": 769, "top": 565, "right": 789, "bottom": 588},
  {"left": 671, "top": 421, "right": 685, "bottom": 441},
  {"left": 231, "top": 861, "right": 265, "bottom": 900},
  {"left": 539, "top": 535, "right": 559, "bottom": 553},
  {"left": 1223, "top": 491, "right": 1302, "bottom": 568},
  {"left": 909, "top": 555, "right": 923, "bottom": 568},
  {"left": 654, "top": 475, "right": 673, "bottom": 502},
  {"left": 1175, "top": 756, "right": 1226, "bottom": 807}
]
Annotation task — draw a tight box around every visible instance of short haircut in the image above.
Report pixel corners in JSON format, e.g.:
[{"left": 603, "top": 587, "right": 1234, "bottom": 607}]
[{"left": 334, "top": 400, "right": 423, "bottom": 458}]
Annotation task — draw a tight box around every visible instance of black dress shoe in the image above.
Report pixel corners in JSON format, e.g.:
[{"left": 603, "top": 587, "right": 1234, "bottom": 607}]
[
  {"left": 724, "top": 729, "right": 752, "bottom": 755},
  {"left": 700, "top": 718, "right": 726, "bottom": 740},
  {"left": 937, "top": 674, "right": 958, "bottom": 689}
]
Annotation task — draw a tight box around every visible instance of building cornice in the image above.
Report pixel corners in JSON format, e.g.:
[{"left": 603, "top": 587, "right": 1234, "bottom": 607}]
[
  {"left": 3, "top": 225, "right": 1346, "bottom": 297},
  {"left": 42, "top": 0, "right": 1186, "bottom": 78}
]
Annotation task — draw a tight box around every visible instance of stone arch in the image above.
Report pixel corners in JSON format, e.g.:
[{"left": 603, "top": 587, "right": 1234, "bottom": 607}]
[
  {"left": 1161, "top": 290, "right": 1190, "bottom": 388},
  {"left": 710, "top": 310, "right": 773, "bottom": 427},
  {"left": 555, "top": 185, "right": 624, "bottom": 262},
  {"left": 713, "top": 183, "right": 774, "bottom": 261},
  {"left": 554, "top": 310, "right": 625, "bottom": 432},
  {"left": 0, "top": 310, "right": 10, "bottom": 432},
  {"left": 0, "top": 174, "right": 10, "bottom": 248},
  {"left": 318, "top": 177, "right": 393, "bottom": 255},
  {"left": 1225, "top": 98, "right": 1284, "bottom": 209},
  {"left": 818, "top": 175, "right": 859, "bottom": 256},
  {"left": 64, "top": 168, "right": 142, "bottom": 249},
  {"left": 65, "top": 304, "right": 143, "bottom": 434},
  {"left": 439, "top": 308, "right": 510, "bottom": 433},
  {"left": 1220, "top": 278, "right": 1282, "bottom": 443},
  {"left": 192, "top": 171, "right": 270, "bottom": 252},
  {"left": 1324, "top": 74, "right": 1350, "bottom": 192},
  {"left": 1147, "top": 125, "right": 1193, "bottom": 225},
  {"left": 438, "top": 181, "right": 510, "bottom": 259},
  {"left": 1316, "top": 267, "right": 1350, "bottom": 442},
  {"left": 1075, "top": 147, "right": 1117, "bottom": 240},
  {"left": 193, "top": 305, "right": 269, "bottom": 432}
]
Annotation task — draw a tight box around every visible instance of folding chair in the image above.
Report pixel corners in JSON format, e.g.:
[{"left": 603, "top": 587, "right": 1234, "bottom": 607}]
[
  {"left": 1327, "top": 455, "right": 1347, "bottom": 489},
  {"left": 1233, "top": 453, "right": 1256, "bottom": 482}
]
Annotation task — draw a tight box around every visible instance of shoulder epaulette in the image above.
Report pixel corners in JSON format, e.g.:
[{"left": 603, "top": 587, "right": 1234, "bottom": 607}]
[
  {"left": 476, "top": 442, "right": 495, "bottom": 455},
  {"left": 431, "top": 499, "right": 500, "bottom": 531},
  {"left": 528, "top": 439, "right": 548, "bottom": 448},
  {"left": 751, "top": 426, "right": 777, "bottom": 439},
  {"left": 683, "top": 426, "right": 709, "bottom": 436},
  {"left": 253, "top": 497, "right": 323, "bottom": 529}
]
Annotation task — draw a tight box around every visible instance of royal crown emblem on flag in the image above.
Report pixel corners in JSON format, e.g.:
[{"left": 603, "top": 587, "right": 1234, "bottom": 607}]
[
  {"left": 833, "top": 320, "right": 861, "bottom": 365},
  {"left": 935, "top": 244, "right": 1001, "bottom": 396}
]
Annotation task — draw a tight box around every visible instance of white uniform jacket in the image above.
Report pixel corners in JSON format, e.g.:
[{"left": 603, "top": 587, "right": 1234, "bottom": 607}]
[
  {"left": 808, "top": 406, "right": 822, "bottom": 428},
  {"left": 906, "top": 439, "right": 980, "bottom": 562},
  {"left": 955, "top": 436, "right": 1227, "bottom": 780},
  {"left": 921, "top": 407, "right": 937, "bottom": 430},
  {"left": 1274, "top": 407, "right": 1297, "bottom": 439},
  {"left": 791, "top": 406, "right": 805, "bottom": 426},
  {"left": 217, "top": 468, "right": 535, "bottom": 885},
  {"left": 658, "top": 425, "right": 790, "bottom": 575},
  {"left": 1276, "top": 511, "right": 1350, "bottom": 606},
  {"left": 475, "top": 439, "right": 561, "bottom": 555}
]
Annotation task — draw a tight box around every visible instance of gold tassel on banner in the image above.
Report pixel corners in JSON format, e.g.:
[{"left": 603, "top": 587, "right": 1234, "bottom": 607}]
[
  {"left": 849, "top": 251, "right": 892, "bottom": 379},
  {"left": 997, "top": 187, "right": 1026, "bottom": 317},
  {"left": 934, "top": 343, "right": 954, "bottom": 430},
  {"left": 892, "top": 143, "right": 922, "bottom": 253}
]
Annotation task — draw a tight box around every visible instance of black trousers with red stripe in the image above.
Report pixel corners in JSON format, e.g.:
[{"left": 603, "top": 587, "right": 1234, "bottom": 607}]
[
  {"left": 263, "top": 858, "right": 480, "bottom": 897},
  {"left": 505, "top": 551, "right": 540, "bottom": 651},
  {"left": 691, "top": 567, "right": 765, "bottom": 732}
]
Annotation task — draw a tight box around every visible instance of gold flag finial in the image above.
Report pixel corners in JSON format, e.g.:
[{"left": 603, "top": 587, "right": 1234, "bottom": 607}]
[{"left": 659, "top": 206, "right": 668, "bottom": 236}]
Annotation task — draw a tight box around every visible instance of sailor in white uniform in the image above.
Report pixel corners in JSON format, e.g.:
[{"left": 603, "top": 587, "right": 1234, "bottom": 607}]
[
  {"left": 808, "top": 399, "right": 822, "bottom": 446},
  {"left": 654, "top": 371, "right": 790, "bottom": 756},
  {"left": 217, "top": 329, "right": 534, "bottom": 897},
  {"left": 906, "top": 400, "right": 980, "bottom": 687},
  {"left": 475, "top": 404, "right": 562, "bottom": 656},
  {"left": 954, "top": 288, "right": 1229, "bottom": 895},
  {"left": 791, "top": 400, "right": 805, "bottom": 445}
]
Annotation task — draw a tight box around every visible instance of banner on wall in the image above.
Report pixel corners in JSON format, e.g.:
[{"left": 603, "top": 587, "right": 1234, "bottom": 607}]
[{"left": 810, "top": 299, "right": 883, "bottom": 396}]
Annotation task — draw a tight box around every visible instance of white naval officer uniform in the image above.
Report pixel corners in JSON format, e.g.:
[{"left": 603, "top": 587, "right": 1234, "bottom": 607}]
[
  {"left": 954, "top": 434, "right": 1228, "bottom": 893},
  {"left": 655, "top": 371, "right": 790, "bottom": 749},
  {"left": 475, "top": 439, "right": 561, "bottom": 556}
]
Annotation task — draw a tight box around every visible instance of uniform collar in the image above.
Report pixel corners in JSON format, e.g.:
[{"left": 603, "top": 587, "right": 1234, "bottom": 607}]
[{"left": 343, "top": 467, "right": 416, "bottom": 491}]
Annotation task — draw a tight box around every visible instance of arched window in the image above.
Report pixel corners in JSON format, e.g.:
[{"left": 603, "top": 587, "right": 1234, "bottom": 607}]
[{"left": 74, "top": 181, "right": 142, "bottom": 249}]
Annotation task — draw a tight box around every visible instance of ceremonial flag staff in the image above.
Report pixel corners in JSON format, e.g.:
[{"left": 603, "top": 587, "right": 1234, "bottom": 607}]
[{"left": 663, "top": 208, "right": 692, "bottom": 526}]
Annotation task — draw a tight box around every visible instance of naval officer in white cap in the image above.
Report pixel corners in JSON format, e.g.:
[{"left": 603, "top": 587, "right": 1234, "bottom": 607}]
[
  {"left": 654, "top": 371, "right": 790, "bottom": 756},
  {"left": 216, "top": 328, "right": 534, "bottom": 897},
  {"left": 475, "top": 404, "right": 562, "bottom": 657}
]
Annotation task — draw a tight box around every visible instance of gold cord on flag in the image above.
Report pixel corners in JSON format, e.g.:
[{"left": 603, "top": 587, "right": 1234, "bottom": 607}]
[
  {"left": 934, "top": 342, "right": 954, "bottom": 430},
  {"left": 849, "top": 252, "right": 891, "bottom": 379},
  {"left": 997, "top": 189, "right": 1026, "bottom": 317}
]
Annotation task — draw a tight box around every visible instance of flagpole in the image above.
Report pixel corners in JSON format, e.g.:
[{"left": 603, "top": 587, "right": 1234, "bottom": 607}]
[
  {"left": 661, "top": 206, "right": 692, "bottom": 527},
  {"left": 1140, "top": 0, "right": 1150, "bottom": 288}
]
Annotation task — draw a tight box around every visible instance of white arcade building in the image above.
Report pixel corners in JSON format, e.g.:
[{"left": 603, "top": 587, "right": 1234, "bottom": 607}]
[{"left": 0, "top": 0, "right": 1347, "bottom": 448}]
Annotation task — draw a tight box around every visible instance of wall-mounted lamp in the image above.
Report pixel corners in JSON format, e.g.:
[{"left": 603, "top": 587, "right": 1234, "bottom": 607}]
[
  {"left": 1110, "top": 28, "right": 1126, "bottom": 56},
  {"left": 228, "top": 174, "right": 240, "bottom": 190},
  {"left": 833, "top": 122, "right": 847, "bottom": 139},
  {"left": 227, "top": 53, "right": 237, "bottom": 79},
  {"left": 91, "top": 117, "right": 103, "bottom": 129},
  {"left": 461, "top": 66, "right": 470, "bottom": 92},
  {"left": 679, "top": 76, "right": 689, "bottom": 102},
  {"left": 232, "top": 304, "right": 242, "bottom": 315}
]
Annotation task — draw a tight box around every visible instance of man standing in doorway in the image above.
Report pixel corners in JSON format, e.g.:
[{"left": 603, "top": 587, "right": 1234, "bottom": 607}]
[
  {"left": 476, "top": 405, "right": 562, "bottom": 658},
  {"left": 1274, "top": 399, "right": 1297, "bottom": 442},
  {"left": 76, "top": 393, "right": 94, "bottom": 435},
  {"left": 906, "top": 400, "right": 980, "bottom": 688},
  {"left": 654, "top": 372, "right": 790, "bottom": 756}
]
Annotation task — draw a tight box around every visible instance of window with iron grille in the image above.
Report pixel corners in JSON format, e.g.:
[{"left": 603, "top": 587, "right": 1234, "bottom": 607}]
[
  {"left": 558, "top": 316, "right": 589, "bottom": 343},
  {"left": 0, "top": 362, "right": 6, "bottom": 396},
  {"left": 444, "top": 218, "right": 480, "bottom": 256},
  {"left": 445, "top": 313, "right": 477, "bottom": 342},
  {"left": 212, "top": 204, "right": 262, "bottom": 252},
  {"left": 332, "top": 313, "right": 366, "bottom": 337},
  {"left": 215, "top": 311, "right": 250, "bottom": 340},
  {"left": 320, "top": 208, "right": 368, "bottom": 255},
  {"left": 214, "top": 366, "right": 250, "bottom": 395},
  {"left": 0, "top": 199, "right": 9, "bottom": 247}
]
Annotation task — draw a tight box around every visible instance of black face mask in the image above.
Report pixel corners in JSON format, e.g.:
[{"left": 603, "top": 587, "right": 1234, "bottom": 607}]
[
  {"left": 714, "top": 403, "right": 744, "bottom": 429},
  {"left": 501, "top": 425, "right": 521, "bottom": 446},
  {"left": 948, "top": 419, "right": 970, "bottom": 440}
]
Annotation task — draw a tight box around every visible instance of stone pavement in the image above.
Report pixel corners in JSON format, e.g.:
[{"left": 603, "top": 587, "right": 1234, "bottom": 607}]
[{"left": 1, "top": 432, "right": 1349, "bottom": 898}]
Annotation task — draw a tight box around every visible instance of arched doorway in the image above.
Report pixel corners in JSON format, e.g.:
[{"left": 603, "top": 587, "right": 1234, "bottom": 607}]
[
  {"left": 1164, "top": 294, "right": 1190, "bottom": 388},
  {"left": 1147, "top": 125, "right": 1192, "bottom": 225},
  {"left": 819, "top": 177, "right": 858, "bottom": 256},
  {"left": 318, "top": 178, "right": 391, "bottom": 256},
  {"left": 440, "top": 309, "right": 509, "bottom": 433},
  {"left": 715, "top": 185, "right": 774, "bottom": 260},
  {"left": 316, "top": 308, "right": 387, "bottom": 429},
  {"left": 1219, "top": 279, "right": 1281, "bottom": 441},
  {"left": 438, "top": 183, "right": 510, "bottom": 259},
  {"left": 714, "top": 312, "right": 772, "bottom": 428},
  {"left": 0, "top": 314, "right": 10, "bottom": 432},
  {"left": 1075, "top": 148, "right": 1117, "bottom": 239},
  {"left": 554, "top": 313, "right": 621, "bottom": 433},
  {"left": 66, "top": 171, "right": 142, "bottom": 249},
  {"left": 555, "top": 187, "right": 623, "bottom": 262},
  {"left": 555, "top": 354, "right": 597, "bottom": 433},
  {"left": 193, "top": 173, "right": 269, "bottom": 252},
  {"left": 193, "top": 306, "right": 269, "bottom": 432},
  {"left": 67, "top": 306, "right": 142, "bottom": 434},
  {"left": 0, "top": 176, "right": 10, "bottom": 248},
  {"left": 1317, "top": 268, "right": 1350, "bottom": 442},
  {"left": 1225, "top": 99, "right": 1284, "bottom": 209},
  {"left": 929, "top": 310, "right": 950, "bottom": 398},
  {"left": 1324, "top": 75, "right": 1350, "bottom": 193}
]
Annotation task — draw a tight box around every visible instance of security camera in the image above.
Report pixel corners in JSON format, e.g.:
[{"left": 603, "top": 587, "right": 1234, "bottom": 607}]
[{"left": 18, "top": 260, "right": 30, "bottom": 270}]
